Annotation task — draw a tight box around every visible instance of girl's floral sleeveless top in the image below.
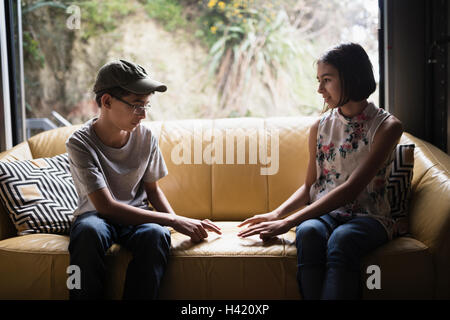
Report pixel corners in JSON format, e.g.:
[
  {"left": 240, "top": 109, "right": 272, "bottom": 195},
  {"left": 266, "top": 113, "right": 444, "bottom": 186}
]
[{"left": 309, "top": 102, "right": 395, "bottom": 239}]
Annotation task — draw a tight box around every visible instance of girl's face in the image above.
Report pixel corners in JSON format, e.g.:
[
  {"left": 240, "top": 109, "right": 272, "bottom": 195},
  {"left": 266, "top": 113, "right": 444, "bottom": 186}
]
[{"left": 316, "top": 62, "right": 341, "bottom": 108}]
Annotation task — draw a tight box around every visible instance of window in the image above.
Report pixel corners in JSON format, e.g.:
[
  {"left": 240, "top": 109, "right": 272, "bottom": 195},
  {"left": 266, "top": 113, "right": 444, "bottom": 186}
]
[{"left": 10, "top": 0, "right": 379, "bottom": 141}]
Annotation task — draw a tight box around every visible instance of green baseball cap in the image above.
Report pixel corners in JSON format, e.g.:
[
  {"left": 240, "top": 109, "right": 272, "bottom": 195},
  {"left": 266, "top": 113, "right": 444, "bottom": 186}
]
[{"left": 93, "top": 59, "right": 167, "bottom": 94}]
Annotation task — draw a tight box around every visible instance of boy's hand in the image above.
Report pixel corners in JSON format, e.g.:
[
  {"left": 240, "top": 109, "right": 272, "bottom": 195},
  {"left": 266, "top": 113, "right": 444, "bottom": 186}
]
[{"left": 171, "top": 215, "right": 221, "bottom": 243}]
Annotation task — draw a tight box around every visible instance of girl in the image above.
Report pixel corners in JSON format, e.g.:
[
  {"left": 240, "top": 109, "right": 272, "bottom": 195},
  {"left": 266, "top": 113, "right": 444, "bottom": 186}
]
[{"left": 238, "top": 43, "right": 403, "bottom": 299}]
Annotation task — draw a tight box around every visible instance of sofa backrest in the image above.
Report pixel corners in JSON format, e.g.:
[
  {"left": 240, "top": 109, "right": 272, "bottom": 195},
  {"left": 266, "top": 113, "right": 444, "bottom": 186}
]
[
  {"left": 156, "top": 117, "right": 316, "bottom": 220},
  {"left": 0, "top": 117, "right": 315, "bottom": 236}
]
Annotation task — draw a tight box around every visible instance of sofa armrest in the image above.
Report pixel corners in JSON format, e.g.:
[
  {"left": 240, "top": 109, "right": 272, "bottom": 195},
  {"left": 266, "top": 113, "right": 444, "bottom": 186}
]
[
  {"left": 409, "top": 165, "right": 450, "bottom": 298},
  {"left": 0, "top": 141, "right": 33, "bottom": 162},
  {"left": 402, "top": 133, "right": 450, "bottom": 298},
  {"left": 27, "top": 125, "right": 81, "bottom": 158}
]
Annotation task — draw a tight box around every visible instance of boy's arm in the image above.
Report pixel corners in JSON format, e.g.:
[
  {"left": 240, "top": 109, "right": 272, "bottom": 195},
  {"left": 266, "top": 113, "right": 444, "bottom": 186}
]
[
  {"left": 144, "top": 181, "right": 175, "bottom": 214},
  {"left": 88, "top": 187, "right": 221, "bottom": 242},
  {"left": 88, "top": 187, "right": 175, "bottom": 226}
]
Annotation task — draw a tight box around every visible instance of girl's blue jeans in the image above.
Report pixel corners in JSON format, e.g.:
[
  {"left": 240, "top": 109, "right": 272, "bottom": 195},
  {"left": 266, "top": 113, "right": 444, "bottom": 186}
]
[
  {"left": 295, "top": 213, "right": 388, "bottom": 300},
  {"left": 68, "top": 211, "right": 171, "bottom": 300}
]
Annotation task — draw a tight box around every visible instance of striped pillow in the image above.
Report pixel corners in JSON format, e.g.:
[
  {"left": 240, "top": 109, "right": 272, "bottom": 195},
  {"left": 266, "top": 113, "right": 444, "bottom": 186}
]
[
  {"left": 0, "top": 153, "right": 76, "bottom": 235},
  {"left": 387, "top": 144, "right": 415, "bottom": 236}
]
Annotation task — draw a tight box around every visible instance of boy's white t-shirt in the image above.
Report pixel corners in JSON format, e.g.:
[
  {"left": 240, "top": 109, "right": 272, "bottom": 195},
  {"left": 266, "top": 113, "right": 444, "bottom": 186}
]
[{"left": 66, "top": 118, "right": 168, "bottom": 217}]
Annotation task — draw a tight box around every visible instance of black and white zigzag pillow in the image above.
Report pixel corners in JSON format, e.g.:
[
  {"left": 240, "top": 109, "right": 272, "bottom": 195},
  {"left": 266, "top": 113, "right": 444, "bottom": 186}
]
[
  {"left": 387, "top": 144, "right": 415, "bottom": 235},
  {"left": 0, "top": 153, "right": 76, "bottom": 235}
]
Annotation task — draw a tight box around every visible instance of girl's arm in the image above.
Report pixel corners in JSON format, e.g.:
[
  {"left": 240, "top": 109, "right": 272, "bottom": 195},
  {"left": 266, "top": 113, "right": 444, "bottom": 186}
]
[
  {"left": 273, "top": 119, "right": 319, "bottom": 218},
  {"left": 238, "top": 119, "right": 319, "bottom": 228},
  {"left": 239, "top": 116, "right": 403, "bottom": 239},
  {"left": 285, "top": 116, "right": 403, "bottom": 227}
]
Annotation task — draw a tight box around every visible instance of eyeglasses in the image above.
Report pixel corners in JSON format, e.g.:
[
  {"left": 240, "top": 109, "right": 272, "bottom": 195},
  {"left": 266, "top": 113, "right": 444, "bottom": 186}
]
[{"left": 110, "top": 94, "right": 151, "bottom": 114}]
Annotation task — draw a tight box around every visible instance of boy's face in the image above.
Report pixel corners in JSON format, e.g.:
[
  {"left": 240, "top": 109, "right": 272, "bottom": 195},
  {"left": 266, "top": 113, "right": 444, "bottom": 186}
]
[{"left": 102, "top": 92, "right": 152, "bottom": 132}]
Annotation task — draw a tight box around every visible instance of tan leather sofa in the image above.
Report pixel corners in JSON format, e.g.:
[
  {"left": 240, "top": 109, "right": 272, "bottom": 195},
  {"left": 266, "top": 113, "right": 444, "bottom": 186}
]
[{"left": 0, "top": 117, "right": 449, "bottom": 300}]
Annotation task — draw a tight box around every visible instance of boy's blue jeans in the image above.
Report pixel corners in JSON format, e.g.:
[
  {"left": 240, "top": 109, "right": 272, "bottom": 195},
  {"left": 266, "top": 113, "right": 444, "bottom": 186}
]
[
  {"left": 68, "top": 211, "right": 171, "bottom": 300},
  {"left": 295, "top": 213, "right": 388, "bottom": 300}
]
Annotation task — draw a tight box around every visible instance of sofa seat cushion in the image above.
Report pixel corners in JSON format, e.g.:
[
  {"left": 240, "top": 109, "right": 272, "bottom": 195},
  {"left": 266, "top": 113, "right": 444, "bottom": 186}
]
[
  {"left": 0, "top": 233, "right": 129, "bottom": 257},
  {"left": 283, "top": 226, "right": 434, "bottom": 299},
  {"left": 0, "top": 233, "right": 134, "bottom": 299},
  {"left": 0, "top": 234, "right": 69, "bottom": 253},
  {"left": 0, "top": 222, "right": 301, "bottom": 299},
  {"left": 159, "top": 221, "right": 300, "bottom": 299},
  {"left": 0, "top": 234, "right": 70, "bottom": 299},
  {"left": 360, "top": 236, "right": 434, "bottom": 299},
  {"left": 0, "top": 222, "right": 434, "bottom": 299},
  {"left": 170, "top": 221, "right": 291, "bottom": 256}
]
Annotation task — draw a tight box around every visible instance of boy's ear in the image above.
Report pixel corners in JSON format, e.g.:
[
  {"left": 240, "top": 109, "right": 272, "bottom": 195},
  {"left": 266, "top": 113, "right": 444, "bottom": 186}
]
[{"left": 101, "top": 93, "right": 112, "bottom": 109}]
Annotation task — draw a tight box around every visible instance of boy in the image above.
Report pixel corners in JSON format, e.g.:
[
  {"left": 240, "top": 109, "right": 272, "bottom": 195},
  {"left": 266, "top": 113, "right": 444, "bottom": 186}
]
[{"left": 66, "top": 59, "right": 221, "bottom": 300}]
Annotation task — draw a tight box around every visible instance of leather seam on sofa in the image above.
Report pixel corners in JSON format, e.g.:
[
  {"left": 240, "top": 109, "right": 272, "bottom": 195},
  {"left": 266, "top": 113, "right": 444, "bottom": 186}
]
[
  {"left": 372, "top": 248, "right": 430, "bottom": 256},
  {"left": 0, "top": 239, "right": 68, "bottom": 254},
  {"left": 264, "top": 119, "right": 270, "bottom": 213},
  {"left": 417, "top": 141, "right": 449, "bottom": 174},
  {"left": 210, "top": 120, "right": 214, "bottom": 220},
  {"left": 411, "top": 163, "right": 438, "bottom": 193}
]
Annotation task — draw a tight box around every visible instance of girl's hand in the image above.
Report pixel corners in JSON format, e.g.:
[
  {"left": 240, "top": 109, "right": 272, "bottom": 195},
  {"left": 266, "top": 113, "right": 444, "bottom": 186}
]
[
  {"left": 237, "top": 219, "right": 292, "bottom": 241},
  {"left": 237, "top": 211, "right": 279, "bottom": 229}
]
